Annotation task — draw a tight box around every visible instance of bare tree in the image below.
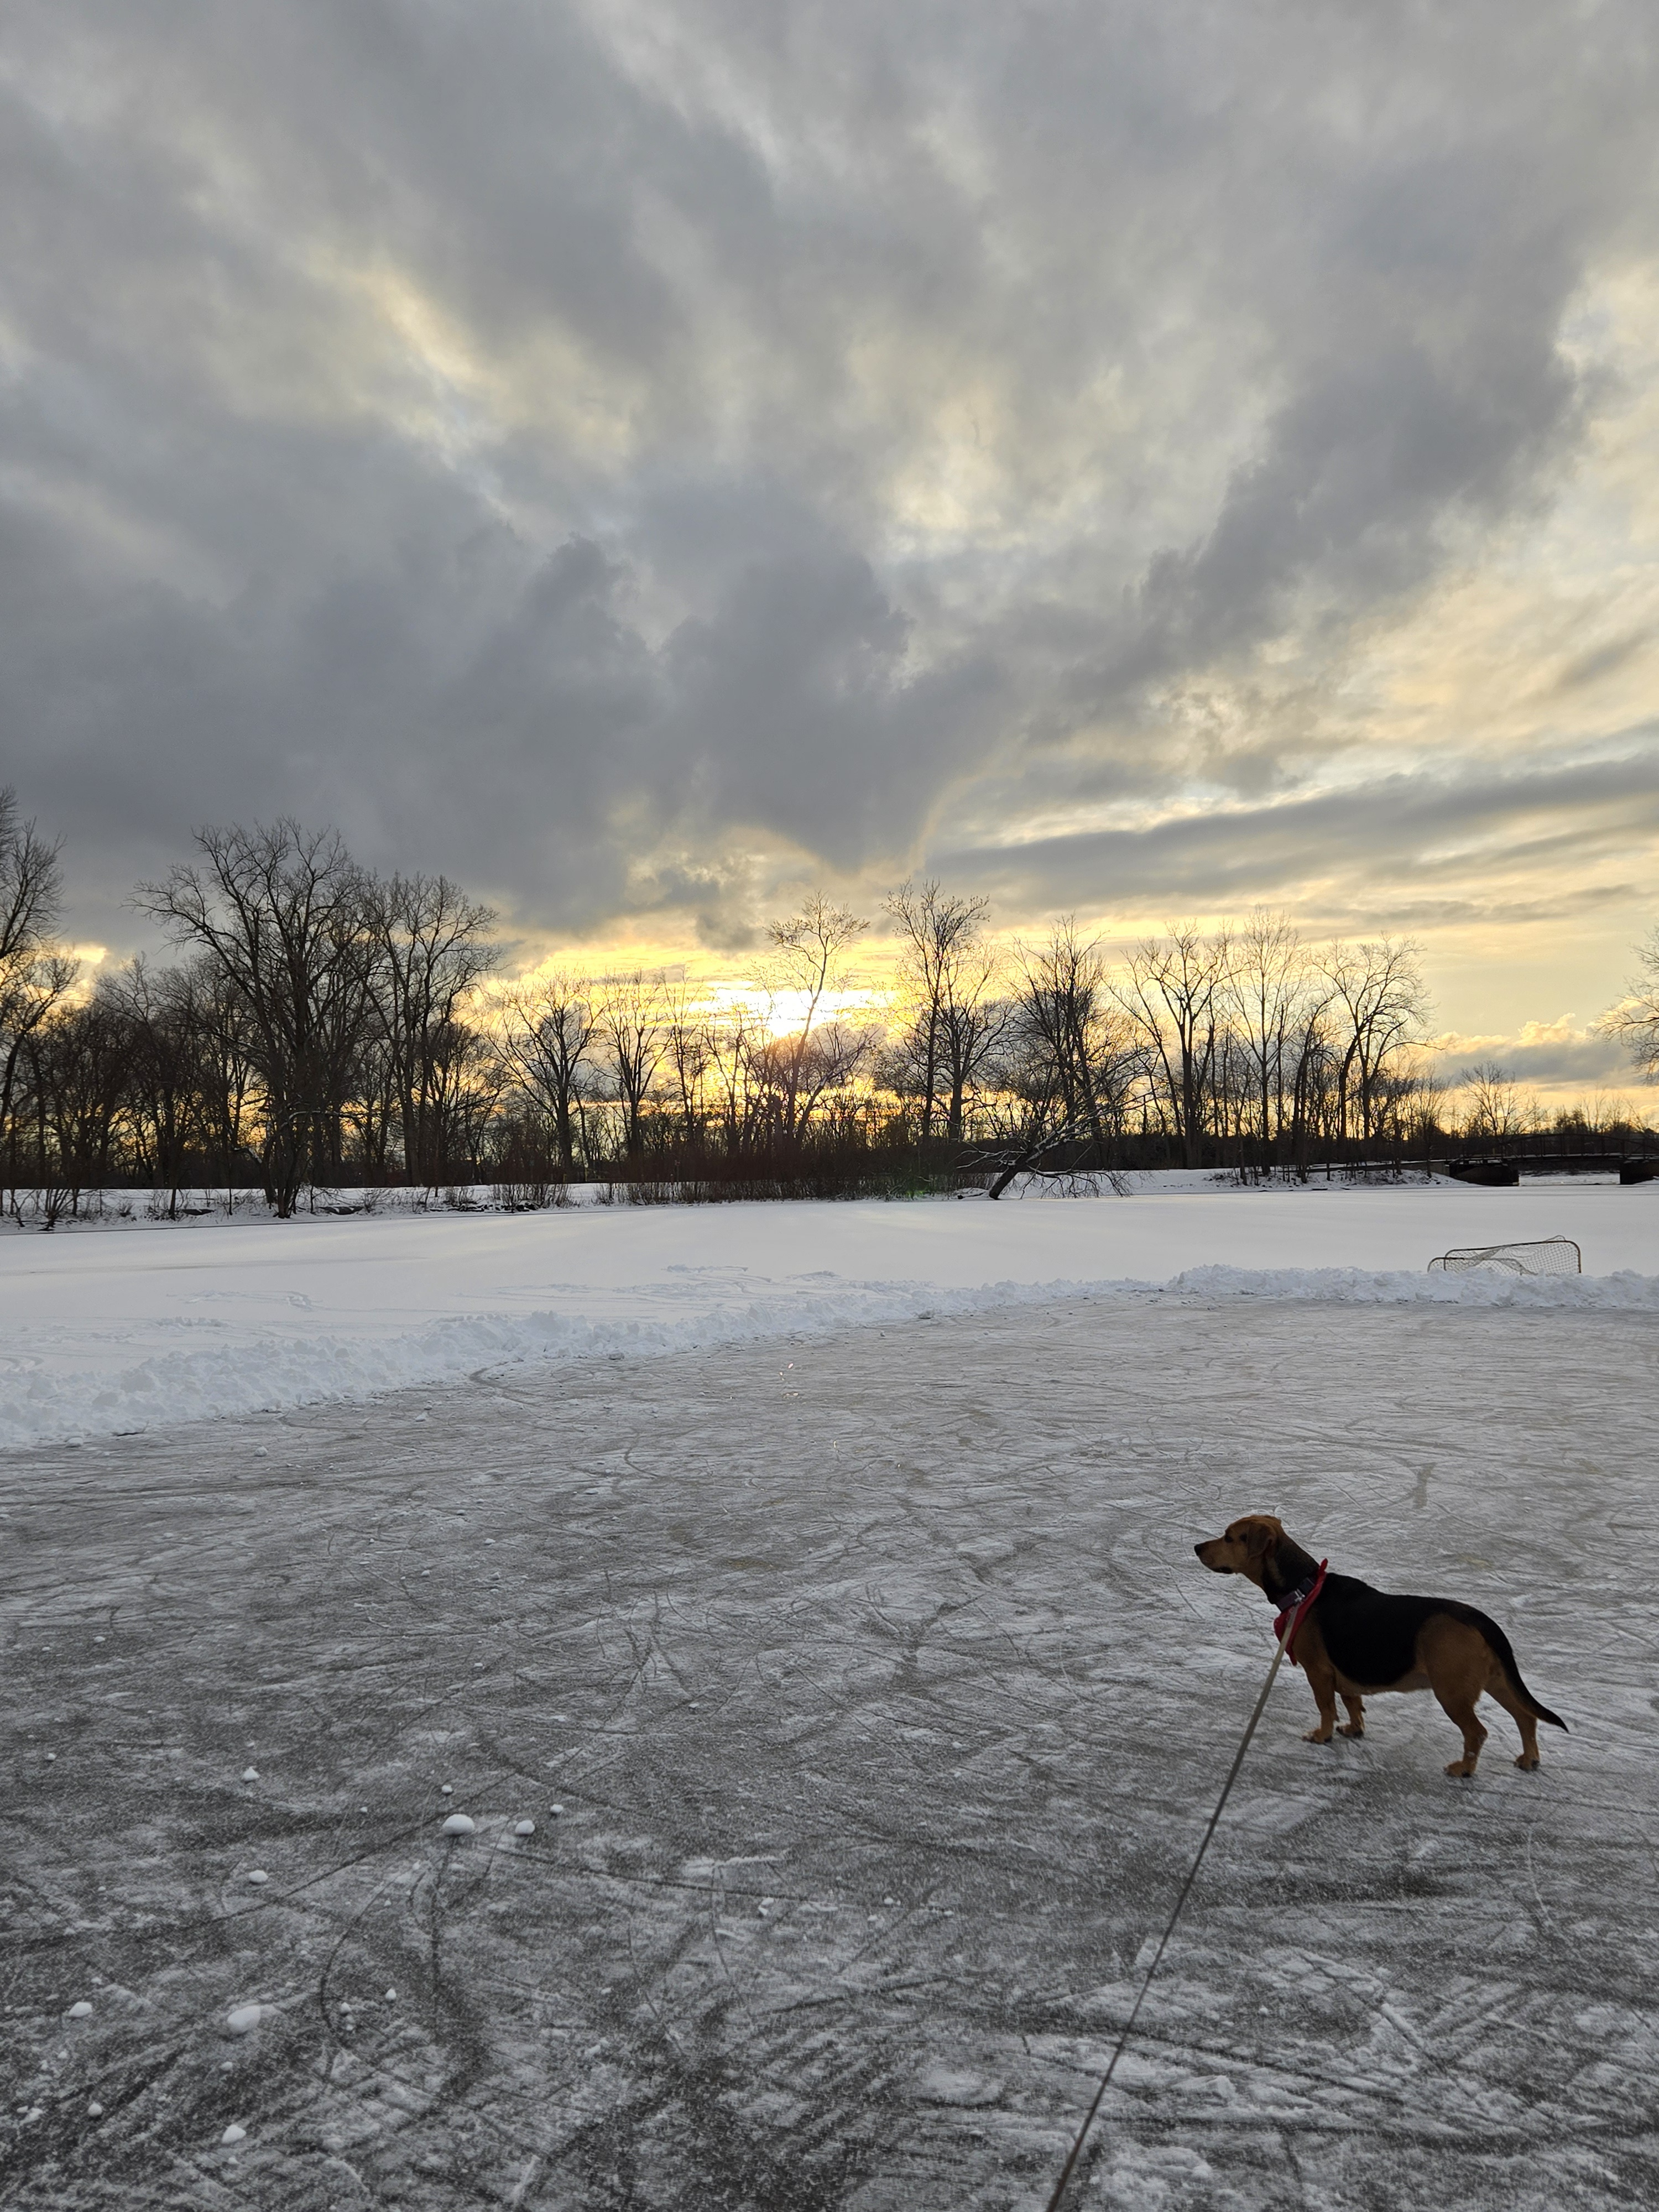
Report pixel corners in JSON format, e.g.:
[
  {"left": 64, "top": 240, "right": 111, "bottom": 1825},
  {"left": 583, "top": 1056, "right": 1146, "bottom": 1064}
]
[
  {"left": 704, "top": 999, "right": 766, "bottom": 1154},
  {"left": 660, "top": 979, "right": 712, "bottom": 1144},
  {"left": 1224, "top": 910, "right": 1330, "bottom": 1174},
  {"left": 175, "top": 956, "right": 258, "bottom": 1209},
  {"left": 761, "top": 894, "right": 868, "bottom": 1138},
  {"left": 596, "top": 972, "right": 665, "bottom": 1156},
  {"left": 1284, "top": 993, "right": 1334, "bottom": 1178},
  {"left": 428, "top": 1015, "right": 507, "bottom": 1185},
  {"left": 759, "top": 1018, "right": 875, "bottom": 1137},
  {"left": 1323, "top": 937, "right": 1430, "bottom": 1147},
  {"left": 363, "top": 872, "right": 497, "bottom": 1191},
  {"left": 885, "top": 881, "right": 999, "bottom": 1140},
  {"left": 1117, "top": 924, "right": 1229, "bottom": 1168},
  {"left": 1002, "top": 920, "right": 1134, "bottom": 1167},
  {"left": 136, "top": 821, "right": 373, "bottom": 1218},
  {"left": 1458, "top": 1062, "right": 1537, "bottom": 1144},
  {"left": 937, "top": 957, "right": 1011, "bottom": 1143},
  {"left": 18, "top": 994, "right": 128, "bottom": 1218},
  {"left": 0, "top": 790, "right": 77, "bottom": 1209},
  {"left": 498, "top": 972, "right": 597, "bottom": 1177},
  {"left": 1601, "top": 928, "right": 1659, "bottom": 1081},
  {"left": 109, "top": 959, "right": 200, "bottom": 1215}
]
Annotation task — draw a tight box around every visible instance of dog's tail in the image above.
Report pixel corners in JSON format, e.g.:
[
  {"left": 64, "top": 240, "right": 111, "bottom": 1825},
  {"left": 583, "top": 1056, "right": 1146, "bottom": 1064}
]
[{"left": 1474, "top": 1610, "right": 1568, "bottom": 1731}]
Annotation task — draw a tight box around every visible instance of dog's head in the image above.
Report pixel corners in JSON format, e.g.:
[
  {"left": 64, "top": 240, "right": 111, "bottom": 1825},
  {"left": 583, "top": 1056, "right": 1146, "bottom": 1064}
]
[{"left": 1193, "top": 1514, "right": 1289, "bottom": 1589}]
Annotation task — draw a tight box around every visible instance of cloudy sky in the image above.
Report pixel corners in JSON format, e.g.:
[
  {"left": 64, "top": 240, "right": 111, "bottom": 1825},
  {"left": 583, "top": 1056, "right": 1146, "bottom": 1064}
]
[{"left": 4, "top": 1, "right": 1658, "bottom": 1089}]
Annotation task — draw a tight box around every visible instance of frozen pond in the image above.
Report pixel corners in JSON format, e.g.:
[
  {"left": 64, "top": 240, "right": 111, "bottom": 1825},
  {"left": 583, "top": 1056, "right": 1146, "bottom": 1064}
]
[{"left": 3, "top": 1295, "right": 1655, "bottom": 2208}]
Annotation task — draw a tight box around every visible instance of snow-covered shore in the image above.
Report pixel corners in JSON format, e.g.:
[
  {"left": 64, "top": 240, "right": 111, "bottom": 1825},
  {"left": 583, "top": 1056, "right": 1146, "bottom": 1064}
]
[{"left": 2, "top": 1175, "right": 1653, "bottom": 1449}]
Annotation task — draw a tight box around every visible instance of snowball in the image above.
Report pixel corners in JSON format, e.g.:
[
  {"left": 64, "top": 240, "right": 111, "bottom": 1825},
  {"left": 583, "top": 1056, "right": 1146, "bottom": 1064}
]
[
  {"left": 246, "top": 1870, "right": 269, "bottom": 1886},
  {"left": 45, "top": 1752, "right": 56, "bottom": 1763},
  {"left": 241, "top": 1767, "right": 260, "bottom": 1782},
  {"left": 439, "top": 1783, "right": 453, "bottom": 1796},
  {"left": 67, "top": 2001, "right": 92, "bottom": 2018},
  {"left": 87, "top": 2102, "right": 104, "bottom": 2118},
  {"left": 441, "top": 1813, "right": 476, "bottom": 1837},
  {"left": 514, "top": 1819, "right": 535, "bottom": 1837},
  {"left": 384, "top": 1988, "right": 397, "bottom": 2001},
  {"left": 549, "top": 1804, "right": 564, "bottom": 1817},
  {"left": 225, "top": 2005, "right": 264, "bottom": 2035},
  {"left": 221, "top": 2122, "right": 247, "bottom": 2145}
]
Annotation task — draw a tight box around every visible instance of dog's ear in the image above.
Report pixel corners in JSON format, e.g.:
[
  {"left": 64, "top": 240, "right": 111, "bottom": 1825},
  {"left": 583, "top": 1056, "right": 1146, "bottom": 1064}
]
[{"left": 1243, "top": 1520, "right": 1277, "bottom": 1558}]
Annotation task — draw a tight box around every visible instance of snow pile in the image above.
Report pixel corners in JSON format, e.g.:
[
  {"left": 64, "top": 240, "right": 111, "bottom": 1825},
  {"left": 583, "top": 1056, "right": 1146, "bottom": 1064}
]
[
  {"left": 1170, "top": 1263, "right": 1659, "bottom": 1309},
  {"left": 0, "top": 1270, "right": 1138, "bottom": 1449},
  {"left": 2, "top": 1180, "right": 1652, "bottom": 1451}
]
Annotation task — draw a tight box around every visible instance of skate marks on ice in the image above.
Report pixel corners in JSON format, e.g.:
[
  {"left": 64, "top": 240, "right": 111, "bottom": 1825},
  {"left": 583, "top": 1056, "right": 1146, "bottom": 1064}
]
[{"left": 1, "top": 1299, "right": 1656, "bottom": 2208}]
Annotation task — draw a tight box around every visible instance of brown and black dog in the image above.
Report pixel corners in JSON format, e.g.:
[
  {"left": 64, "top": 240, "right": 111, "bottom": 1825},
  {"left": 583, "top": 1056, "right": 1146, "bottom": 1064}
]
[{"left": 1194, "top": 1514, "right": 1567, "bottom": 1777}]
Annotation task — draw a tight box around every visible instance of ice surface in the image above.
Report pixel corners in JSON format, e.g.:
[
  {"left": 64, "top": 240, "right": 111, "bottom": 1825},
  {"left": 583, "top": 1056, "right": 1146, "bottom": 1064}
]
[
  {"left": 0, "top": 1177, "right": 1653, "bottom": 1449},
  {"left": 2, "top": 1293, "right": 1655, "bottom": 2206}
]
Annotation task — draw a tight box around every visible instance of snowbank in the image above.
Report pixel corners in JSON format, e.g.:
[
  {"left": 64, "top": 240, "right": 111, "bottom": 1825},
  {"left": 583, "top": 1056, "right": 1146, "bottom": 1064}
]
[{"left": 2, "top": 1179, "right": 1653, "bottom": 1449}]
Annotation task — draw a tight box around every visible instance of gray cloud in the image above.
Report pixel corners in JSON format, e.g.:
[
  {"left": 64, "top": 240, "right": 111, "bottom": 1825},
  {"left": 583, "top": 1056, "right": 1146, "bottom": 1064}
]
[
  {"left": 1, "top": 0, "right": 1656, "bottom": 957},
  {"left": 934, "top": 744, "right": 1659, "bottom": 924},
  {"left": 1441, "top": 1035, "right": 1634, "bottom": 1091}
]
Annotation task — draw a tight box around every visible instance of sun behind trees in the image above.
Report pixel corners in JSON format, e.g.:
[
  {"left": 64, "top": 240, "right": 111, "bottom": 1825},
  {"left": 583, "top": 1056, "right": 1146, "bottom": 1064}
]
[{"left": 1, "top": 799, "right": 1653, "bottom": 1217}]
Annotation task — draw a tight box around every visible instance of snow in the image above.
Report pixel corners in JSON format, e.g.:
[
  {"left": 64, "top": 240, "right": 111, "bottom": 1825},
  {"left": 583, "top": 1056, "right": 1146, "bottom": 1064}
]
[{"left": 1, "top": 1175, "right": 1653, "bottom": 1449}]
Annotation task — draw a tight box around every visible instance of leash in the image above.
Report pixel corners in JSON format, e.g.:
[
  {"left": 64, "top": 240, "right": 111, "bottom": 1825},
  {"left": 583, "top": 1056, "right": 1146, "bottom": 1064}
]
[
  {"left": 1041, "top": 1573, "right": 1324, "bottom": 2212},
  {"left": 1272, "top": 1559, "right": 1328, "bottom": 1664}
]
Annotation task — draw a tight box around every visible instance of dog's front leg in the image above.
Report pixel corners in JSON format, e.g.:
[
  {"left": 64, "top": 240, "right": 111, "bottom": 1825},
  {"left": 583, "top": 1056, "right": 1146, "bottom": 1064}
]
[
  {"left": 1300, "top": 1655, "right": 1338, "bottom": 1744},
  {"left": 1338, "top": 1694, "right": 1365, "bottom": 1739}
]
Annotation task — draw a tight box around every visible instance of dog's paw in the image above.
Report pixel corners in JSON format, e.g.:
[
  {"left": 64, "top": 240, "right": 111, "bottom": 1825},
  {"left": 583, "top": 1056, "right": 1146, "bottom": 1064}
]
[
  {"left": 1302, "top": 1727, "right": 1334, "bottom": 1744},
  {"left": 1337, "top": 1723, "right": 1364, "bottom": 1739},
  {"left": 1444, "top": 1759, "right": 1477, "bottom": 1778},
  {"left": 1515, "top": 1751, "right": 1540, "bottom": 1770}
]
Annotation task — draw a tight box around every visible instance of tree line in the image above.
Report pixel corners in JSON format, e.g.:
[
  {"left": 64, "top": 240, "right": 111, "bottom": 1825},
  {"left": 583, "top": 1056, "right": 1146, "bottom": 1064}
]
[{"left": 0, "top": 795, "right": 1651, "bottom": 1218}]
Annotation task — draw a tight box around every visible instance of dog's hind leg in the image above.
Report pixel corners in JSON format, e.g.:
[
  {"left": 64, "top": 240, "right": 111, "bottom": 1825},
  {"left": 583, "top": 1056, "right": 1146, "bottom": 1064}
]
[
  {"left": 1484, "top": 1670, "right": 1542, "bottom": 1770},
  {"left": 1433, "top": 1684, "right": 1488, "bottom": 1777},
  {"left": 1338, "top": 1694, "right": 1365, "bottom": 1739},
  {"left": 1422, "top": 1616, "right": 1494, "bottom": 1777}
]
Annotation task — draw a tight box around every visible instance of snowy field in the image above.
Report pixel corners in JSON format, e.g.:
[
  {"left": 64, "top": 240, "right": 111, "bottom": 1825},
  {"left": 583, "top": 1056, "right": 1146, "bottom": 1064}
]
[
  {"left": 0, "top": 1175, "right": 1655, "bottom": 1449},
  {"left": 3, "top": 1185, "right": 1657, "bottom": 2208},
  {"left": 3, "top": 1291, "right": 1657, "bottom": 2209}
]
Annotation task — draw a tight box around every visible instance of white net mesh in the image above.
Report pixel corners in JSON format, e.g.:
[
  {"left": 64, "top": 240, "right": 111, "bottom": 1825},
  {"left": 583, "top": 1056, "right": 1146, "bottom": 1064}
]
[{"left": 1427, "top": 1237, "right": 1582, "bottom": 1277}]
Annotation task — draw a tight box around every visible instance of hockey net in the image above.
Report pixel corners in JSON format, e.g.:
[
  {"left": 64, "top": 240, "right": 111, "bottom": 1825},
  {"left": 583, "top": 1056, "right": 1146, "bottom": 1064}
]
[{"left": 1427, "top": 1236, "right": 1582, "bottom": 1277}]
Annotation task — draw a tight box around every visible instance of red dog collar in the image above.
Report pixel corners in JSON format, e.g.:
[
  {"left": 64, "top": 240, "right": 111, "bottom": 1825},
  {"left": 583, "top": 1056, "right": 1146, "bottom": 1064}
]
[{"left": 1272, "top": 1559, "right": 1328, "bottom": 1665}]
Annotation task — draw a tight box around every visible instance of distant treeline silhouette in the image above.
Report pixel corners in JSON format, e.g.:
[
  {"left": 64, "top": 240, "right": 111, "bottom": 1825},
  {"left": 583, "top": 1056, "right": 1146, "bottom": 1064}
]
[{"left": 0, "top": 799, "right": 1652, "bottom": 1219}]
